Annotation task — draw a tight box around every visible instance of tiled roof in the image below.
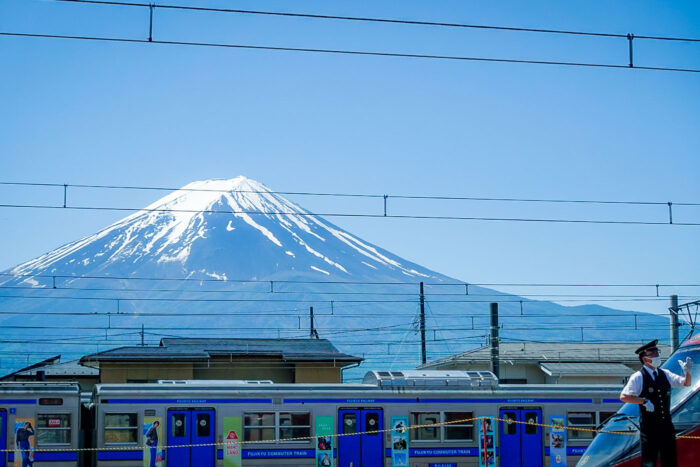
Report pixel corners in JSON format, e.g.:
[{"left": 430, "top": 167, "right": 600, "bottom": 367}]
[
  {"left": 539, "top": 362, "right": 634, "bottom": 377},
  {"left": 81, "top": 338, "right": 361, "bottom": 364},
  {"left": 419, "top": 342, "right": 673, "bottom": 369}
]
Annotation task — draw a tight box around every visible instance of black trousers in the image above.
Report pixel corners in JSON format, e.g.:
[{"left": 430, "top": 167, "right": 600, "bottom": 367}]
[{"left": 639, "top": 422, "right": 677, "bottom": 467}]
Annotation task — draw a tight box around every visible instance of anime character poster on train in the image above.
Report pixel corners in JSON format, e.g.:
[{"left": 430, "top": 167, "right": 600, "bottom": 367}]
[
  {"left": 549, "top": 416, "right": 566, "bottom": 466},
  {"left": 143, "top": 417, "right": 163, "bottom": 467},
  {"left": 223, "top": 417, "right": 242, "bottom": 467},
  {"left": 478, "top": 417, "right": 495, "bottom": 467},
  {"left": 14, "top": 418, "right": 35, "bottom": 467},
  {"left": 315, "top": 416, "right": 333, "bottom": 466},
  {"left": 390, "top": 416, "right": 409, "bottom": 466}
]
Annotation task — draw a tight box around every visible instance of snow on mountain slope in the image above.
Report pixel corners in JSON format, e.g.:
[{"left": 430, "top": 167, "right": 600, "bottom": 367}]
[{"left": 7, "top": 177, "right": 436, "bottom": 283}]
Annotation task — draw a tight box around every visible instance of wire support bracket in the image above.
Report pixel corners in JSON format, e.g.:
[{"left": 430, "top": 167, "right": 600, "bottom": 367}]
[
  {"left": 627, "top": 33, "right": 634, "bottom": 68},
  {"left": 148, "top": 3, "right": 154, "bottom": 42}
]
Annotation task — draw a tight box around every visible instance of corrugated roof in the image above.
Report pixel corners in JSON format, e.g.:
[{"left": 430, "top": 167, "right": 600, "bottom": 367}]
[
  {"left": 539, "top": 362, "right": 634, "bottom": 377},
  {"left": 15, "top": 360, "right": 99, "bottom": 377},
  {"left": 81, "top": 338, "right": 362, "bottom": 364},
  {"left": 419, "top": 342, "right": 673, "bottom": 369},
  {"left": 0, "top": 357, "right": 98, "bottom": 380}
]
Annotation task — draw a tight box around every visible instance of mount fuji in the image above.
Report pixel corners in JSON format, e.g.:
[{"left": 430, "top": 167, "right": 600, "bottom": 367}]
[{"left": 0, "top": 177, "right": 672, "bottom": 379}]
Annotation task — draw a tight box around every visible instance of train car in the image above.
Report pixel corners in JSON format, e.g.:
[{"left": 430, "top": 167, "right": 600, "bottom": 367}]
[
  {"left": 91, "top": 371, "right": 622, "bottom": 467},
  {"left": 0, "top": 382, "right": 82, "bottom": 467},
  {"left": 576, "top": 336, "right": 700, "bottom": 467}
]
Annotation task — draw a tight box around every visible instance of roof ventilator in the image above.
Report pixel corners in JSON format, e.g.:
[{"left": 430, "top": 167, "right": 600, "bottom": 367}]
[{"left": 362, "top": 370, "right": 498, "bottom": 388}]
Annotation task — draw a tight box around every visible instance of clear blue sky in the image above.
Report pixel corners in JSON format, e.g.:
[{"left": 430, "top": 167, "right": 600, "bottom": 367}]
[{"left": 1, "top": 0, "right": 699, "bottom": 316}]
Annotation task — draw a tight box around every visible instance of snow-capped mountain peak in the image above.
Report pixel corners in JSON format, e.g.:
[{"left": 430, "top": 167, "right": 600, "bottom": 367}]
[{"left": 8, "top": 177, "right": 436, "bottom": 282}]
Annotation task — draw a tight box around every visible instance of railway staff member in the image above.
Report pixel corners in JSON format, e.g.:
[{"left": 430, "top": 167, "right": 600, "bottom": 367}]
[{"left": 620, "top": 339, "right": 693, "bottom": 467}]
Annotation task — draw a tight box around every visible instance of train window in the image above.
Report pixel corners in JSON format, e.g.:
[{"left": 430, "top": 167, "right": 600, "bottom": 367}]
[
  {"left": 36, "top": 414, "right": 71, "bottom": 445},
  {"left": 444, "top": 412, "right": 474, "bottom": 440},
  {"left": 567, "top": 412, "right": 595, "bottom": 440},
  {"left": 410, "top": 412, "right": 439, "bottom": 441},
  {"left": 342, "top": 413, "right": 357, "bottom": 434},
  {"left": 598, "top": 412, "right": 616, "bottom": 426},
  {"left": 279, "top": 412, "right": 311, "bottom": 441},
  {"left": 196, "top": 413, "right": 210, "bottom": 437},
  {"left": 673, "top": 388, "right": 700, "bottom": 425},
  {"left": 244, "top": 412, "right": 275, "bottom": 442},
  {"left": 104, "top": 413, "right": 138, "bottom": 444},
  {"left": 171, "top": 413, "right": 186, "bottom": 437},
  {"left": 365, "top": 413, "right": 380, "bottom": 436},
  {"left": 524, "top": 412, "right": 538, "bottom": 434},
  {"left": 502, "top": 412, "right": 517, "bottom": 435}
]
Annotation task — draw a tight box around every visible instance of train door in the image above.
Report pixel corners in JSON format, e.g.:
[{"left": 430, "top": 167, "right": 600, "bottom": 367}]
[
  {"left": 499, "top": 408, "right": 543, "bottom": 467},
  {"left": 0, "top": 410, "right": 5, "bottom": 467},
  {"left": 167, "top": 408, "right": 216, "bottom": 467},
  {"left": 337, "top": 408, "right": 384, "bottom": 467}
]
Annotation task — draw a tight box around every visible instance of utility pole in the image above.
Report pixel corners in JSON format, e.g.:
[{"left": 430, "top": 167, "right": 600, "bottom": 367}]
[
  {"left": 490, "top": 302, "right": 500, "bottom": 379},
  {"left": 140, "top": 324, "right": 144, "bottom": 346},
  {"left": 420, "top": 282, "right": 426, "bottom": 365},
  {"left": 310, "top": 307, "right": 319, "bottom": 339},
  {"left": 670, "top": 295, "right": 679, "bottom": 351}
]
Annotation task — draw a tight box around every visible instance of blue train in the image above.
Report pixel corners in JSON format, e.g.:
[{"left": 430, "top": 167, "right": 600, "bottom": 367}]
[{"left": 2, "top": 370, "right": 623, "bottom": 466}]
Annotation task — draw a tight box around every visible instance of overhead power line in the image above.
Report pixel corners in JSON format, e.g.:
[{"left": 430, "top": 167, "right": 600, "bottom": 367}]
[
  {"left": 54, "top": 0, "right": 700, "bottom": 43},
  {"left": 2, "top": 272, "right": 699, "bottom": 288},
  {"left": 2, "top": 181, "right": 699, "bottom": 206},
  {"left": 0, "top": 309, "right": 687, "bottom": 318},
  {"left": 1, "top": 31, "right": 698, "bottom": 74},
  {"left": 1, "top": 181, "right": 697, "bottom": 224},
  {"left": 0, "top": 293, "right": 690, "bottom": 304},
  {"left": 0, "top": 202, "right": 698, "bottom": 226},
  {"left": 1, "top": 284, "right": 699, "bottom": 301}
]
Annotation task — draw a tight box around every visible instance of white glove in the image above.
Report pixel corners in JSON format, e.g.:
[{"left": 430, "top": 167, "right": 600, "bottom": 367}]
[
  {"left": 643, "top": 399, "right": 655, "bottom": 413},
  {"left": 679, "top": 357, "right": 693, "bottom": 375}
]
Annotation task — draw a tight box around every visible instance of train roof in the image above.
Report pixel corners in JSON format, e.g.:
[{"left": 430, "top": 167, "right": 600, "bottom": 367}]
[
  {"left": 0, "top": 381, "right": 81, "bottom": 395},
  {"left": 92, "top": 380, "right": 623, "bottom": 397}
]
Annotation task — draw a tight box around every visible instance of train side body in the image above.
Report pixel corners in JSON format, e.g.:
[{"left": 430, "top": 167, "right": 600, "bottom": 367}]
[
  {"left": 91, "top": 381, "right": 622, "bottom": 467},
  {"left": 0, "top": 382, "right": 82, "bottom": 467}
]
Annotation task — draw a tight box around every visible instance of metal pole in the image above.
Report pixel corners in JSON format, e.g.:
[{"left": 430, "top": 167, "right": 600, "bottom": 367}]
[
  {"left": 420, "top": 282, "right": 426, "bottom": 365},
  {"left": 310, "top": 306, "right": 315, "bottom": 338},
  {"left": 490, "top": 302, "right": 500, "bottom": 379},
  {"left": 670, "top": 294, "right": 679, "bottom": 351}
]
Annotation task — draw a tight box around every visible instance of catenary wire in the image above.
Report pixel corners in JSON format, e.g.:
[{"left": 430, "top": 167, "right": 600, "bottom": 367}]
[
  {"left": 0, "top": 201, "right": 699, "bottom": 225},
  {"left": 0, "top": 293, "right": 689, "bottom": 303},
  {"left": 52, "top": 0, "right": 700, "bottom": 43},
  {"left": 2, "top": 283, "right": 698, "bottom": 300},
  {"left": 0, "top": 32, "right": 698, "bottom": 74},
  {"left": 2, "top": 181, "right": 699, "bottom": 206},
  {"left": 2, "top": 271, "right": 699, "bottom": 288}
]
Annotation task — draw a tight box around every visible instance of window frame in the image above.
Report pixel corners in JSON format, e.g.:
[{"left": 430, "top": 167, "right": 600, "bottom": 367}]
[
  {"left": 566, "top": 411, "right": 596, "bottom": 440},
  {"left": 443, "top": 411, "right": 475, "bottom": 441},
  {"left": 409, "top": 411, "right": 475, "bottom": 443},
  {"left": 36, "top": 413, "right": 72, "bottom": 446},
  {"left": 243, "top": 411, "right": 313, "bottom": 444},
  {"left": 278, "top": 411, "right": 312, "bottom": 443},
  {"left": 104, "top": 412, "right": 139, "bottom": 445}
]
